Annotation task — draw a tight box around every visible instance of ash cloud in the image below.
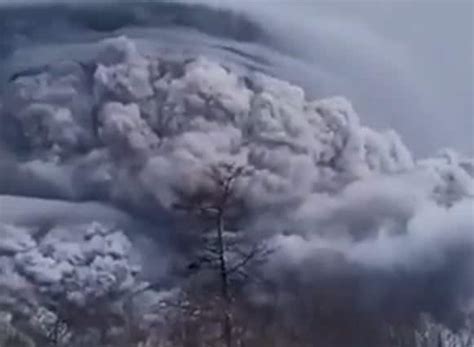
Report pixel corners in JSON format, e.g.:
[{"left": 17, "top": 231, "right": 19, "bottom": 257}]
[
  {"left": 1, "top": 1, "right": 472, "bottom": 155},
  {"left": 0, "top": 2, "right": 473, "bottom": 343},
  {"left": 0, "top": 35, "right": 472, "bottom": 333}
]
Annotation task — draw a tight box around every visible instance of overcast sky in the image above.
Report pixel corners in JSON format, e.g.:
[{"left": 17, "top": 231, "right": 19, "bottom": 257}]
[
  {"left": 206, "top": 0, "right": 473, "bottom": 155},
  {"left": 320, "top": 0, "right": 473, "bottom": 155}
]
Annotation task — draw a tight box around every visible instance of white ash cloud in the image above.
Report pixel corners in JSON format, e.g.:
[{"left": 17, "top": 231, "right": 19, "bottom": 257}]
[
  {"left": 0, "top": 222, "right": 144, "bottom": 318},
  {"left": 0, "top": 36, "right": 473, "bottom": 326},
  {"left": 3, "top": 37, "right": 417, "bottom": 207}
]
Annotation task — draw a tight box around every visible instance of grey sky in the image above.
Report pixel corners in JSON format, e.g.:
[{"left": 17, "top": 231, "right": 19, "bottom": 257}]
[
  {"left": 322, "top": 0, "right": 474, "bottom": 155},
  {"left": 192, "top": 0, "right": 473, "bottom": 155}
]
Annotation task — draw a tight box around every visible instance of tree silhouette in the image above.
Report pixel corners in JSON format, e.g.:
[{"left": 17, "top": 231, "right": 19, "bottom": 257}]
[{"left": 173, "top": 161, "right": 271, "bottom": 347}]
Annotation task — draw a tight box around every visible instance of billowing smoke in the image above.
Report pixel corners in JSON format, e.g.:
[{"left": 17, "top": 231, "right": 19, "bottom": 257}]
[{"left": 0, "top": 2, "right": 473, "bottom": 345}]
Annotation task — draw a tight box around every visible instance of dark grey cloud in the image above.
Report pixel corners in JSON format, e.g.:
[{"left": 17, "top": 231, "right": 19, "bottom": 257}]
[{"left": 1, "top": 1, "right": 472, "bottom": 155}]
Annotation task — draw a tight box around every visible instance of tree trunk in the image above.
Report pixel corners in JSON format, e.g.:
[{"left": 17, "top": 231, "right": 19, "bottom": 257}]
[{"left": 216, "top": 210, "right": 232, "bottom": 347}]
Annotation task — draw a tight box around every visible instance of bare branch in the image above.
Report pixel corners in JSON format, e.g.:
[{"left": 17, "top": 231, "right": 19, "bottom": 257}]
[{"left": 227, "top": 244, "right": 274, "bottom": 275}]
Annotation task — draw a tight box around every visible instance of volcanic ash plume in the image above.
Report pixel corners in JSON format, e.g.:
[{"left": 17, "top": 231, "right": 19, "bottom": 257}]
[{"left": 0, "top": 36, "right": 473, "bottom": 342}]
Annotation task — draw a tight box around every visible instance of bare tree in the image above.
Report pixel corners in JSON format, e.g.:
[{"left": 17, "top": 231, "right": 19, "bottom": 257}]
[{"left": 173, "top": 161, "right": 271, "bottom": 347}]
